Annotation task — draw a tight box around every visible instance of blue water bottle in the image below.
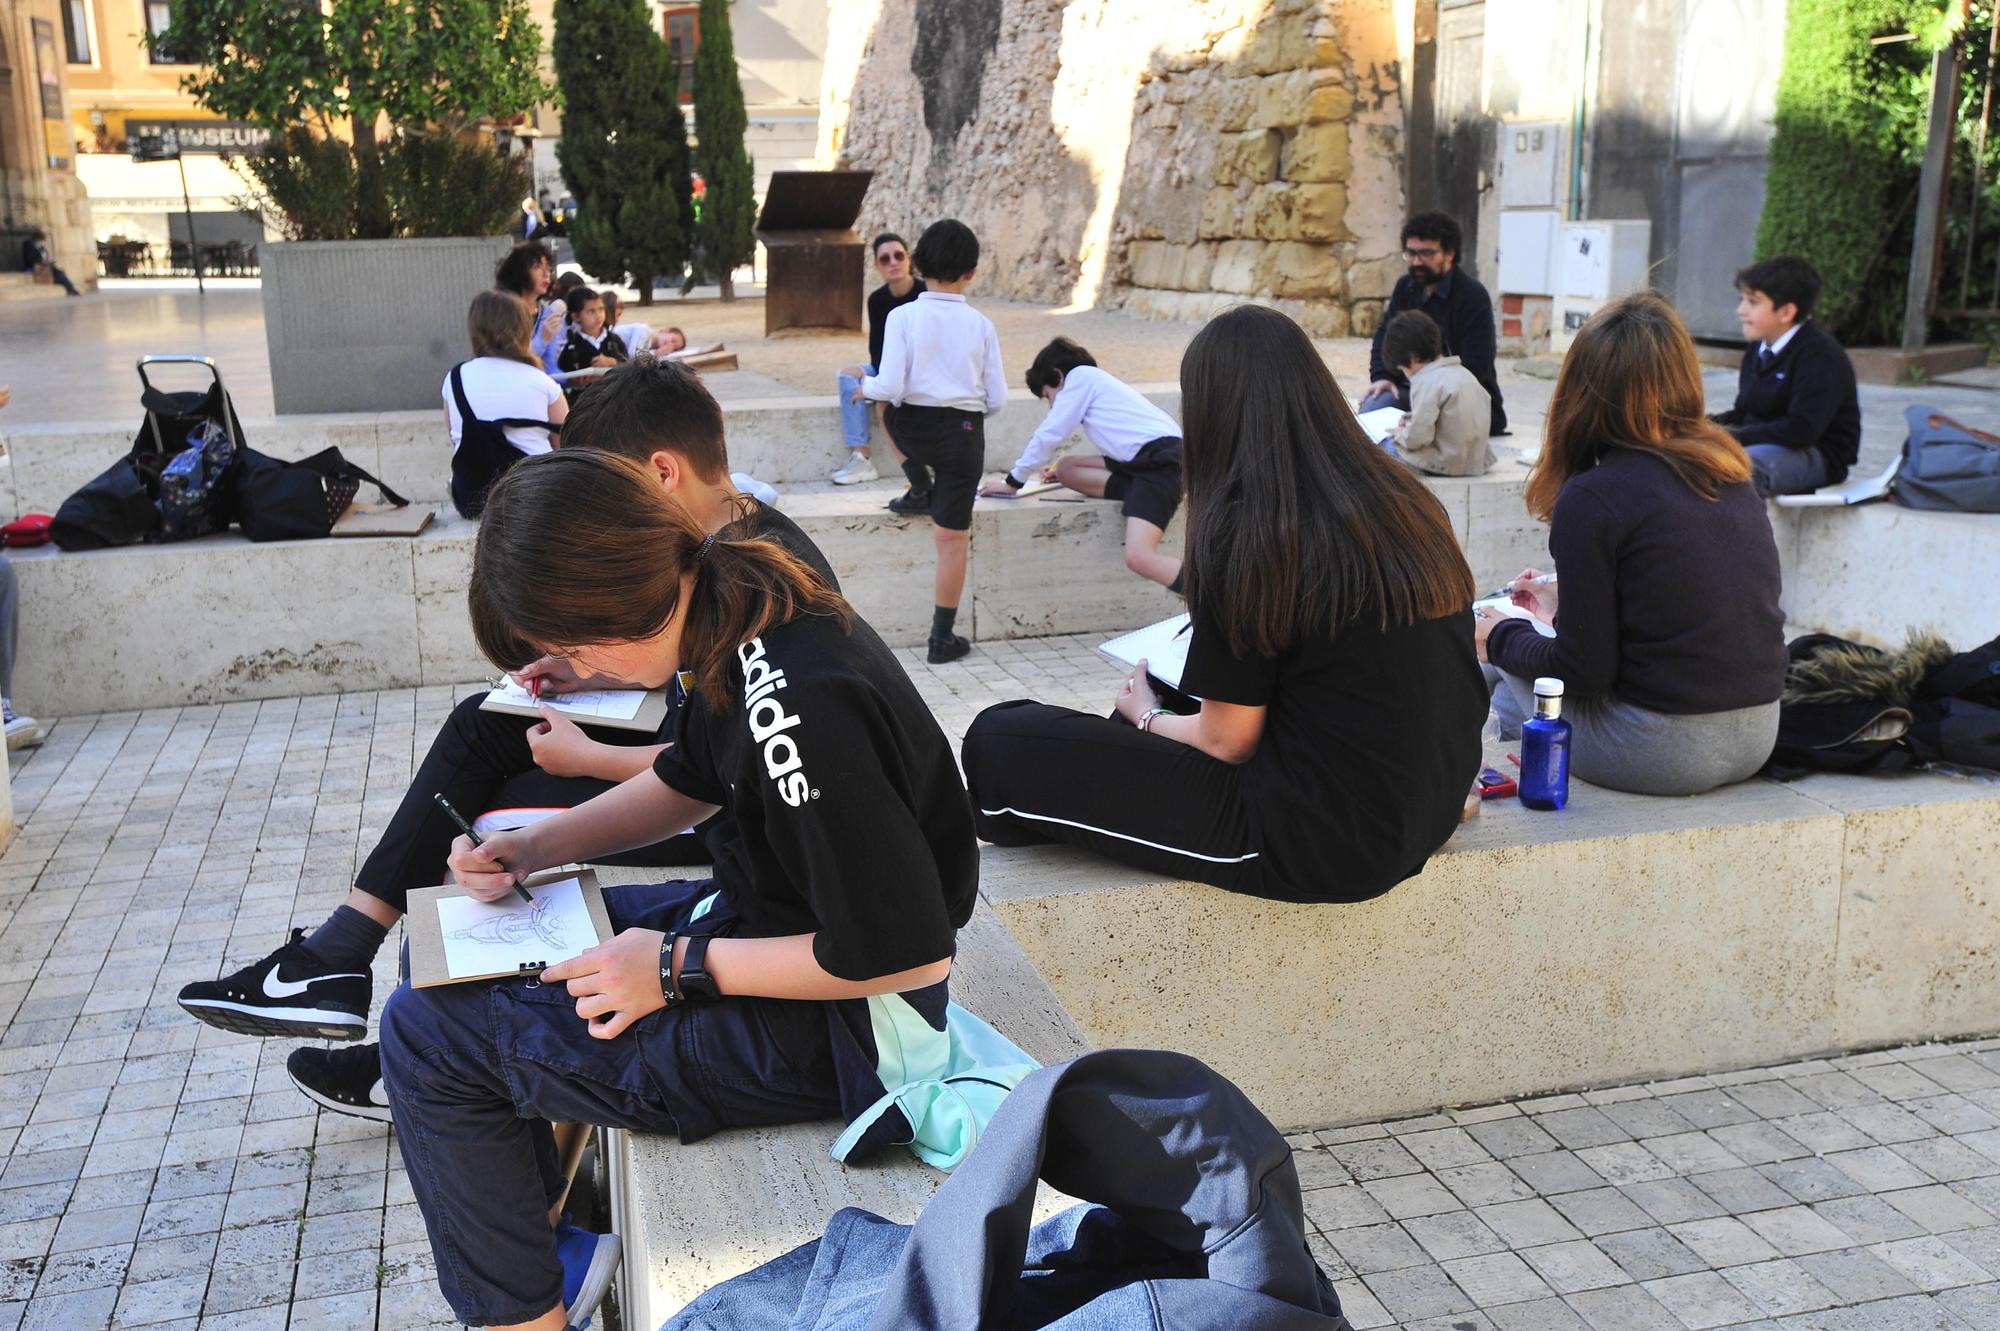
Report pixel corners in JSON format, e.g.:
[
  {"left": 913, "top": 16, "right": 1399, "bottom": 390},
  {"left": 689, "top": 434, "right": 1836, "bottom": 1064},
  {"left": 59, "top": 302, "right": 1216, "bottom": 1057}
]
[{"left": 1518, "top": 677, "right": 1571, "bottom": 810}]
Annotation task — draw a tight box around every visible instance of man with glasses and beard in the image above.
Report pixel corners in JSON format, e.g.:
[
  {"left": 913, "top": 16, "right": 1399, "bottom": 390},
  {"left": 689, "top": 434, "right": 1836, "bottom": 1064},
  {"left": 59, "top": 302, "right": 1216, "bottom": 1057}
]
[{"left": 1361, "top": 212, "right": 1507, "bottom": 436}]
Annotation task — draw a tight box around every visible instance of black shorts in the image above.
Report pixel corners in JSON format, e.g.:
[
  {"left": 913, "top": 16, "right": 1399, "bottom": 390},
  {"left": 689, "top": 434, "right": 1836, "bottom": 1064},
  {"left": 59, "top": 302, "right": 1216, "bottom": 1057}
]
[
  {"left": 885, "top": 403, "right": 985, "bottom": 531},
  {"left": 1101, "top": 437, "right": 1184, "bottom": 530}
]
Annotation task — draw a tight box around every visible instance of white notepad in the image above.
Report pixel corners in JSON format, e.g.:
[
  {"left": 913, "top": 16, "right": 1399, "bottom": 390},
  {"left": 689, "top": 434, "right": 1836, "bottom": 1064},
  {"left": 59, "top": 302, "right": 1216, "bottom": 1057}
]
[
  {"left": 1100, "top": 613, "right": 1195, "bottom": 693},
  {"left": 1473, "top": 596, "right": 1557, "bottom": 638},
  {"left": 1772, "top": 455, "right": 1899, "bottom": 507},
  {"left": 1354, "top": 405, "right": 1406, "bottom": 444},
  {"left": 485, "top": 678, "right": 646, "bottom": 721}
]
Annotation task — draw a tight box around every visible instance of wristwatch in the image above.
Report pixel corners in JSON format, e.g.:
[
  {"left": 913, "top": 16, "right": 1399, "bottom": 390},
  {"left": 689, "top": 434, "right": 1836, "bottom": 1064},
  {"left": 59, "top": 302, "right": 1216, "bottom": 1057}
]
[{"left": 676, "top": 933, "right": 720, "bottom": 1002}]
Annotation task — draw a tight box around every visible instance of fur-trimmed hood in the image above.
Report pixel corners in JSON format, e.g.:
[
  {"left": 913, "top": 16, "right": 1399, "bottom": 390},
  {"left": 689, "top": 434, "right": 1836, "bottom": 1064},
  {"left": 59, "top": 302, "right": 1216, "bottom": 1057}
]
[{"left": 1784, "top": 630, "right": 1955, "bottom": 706}]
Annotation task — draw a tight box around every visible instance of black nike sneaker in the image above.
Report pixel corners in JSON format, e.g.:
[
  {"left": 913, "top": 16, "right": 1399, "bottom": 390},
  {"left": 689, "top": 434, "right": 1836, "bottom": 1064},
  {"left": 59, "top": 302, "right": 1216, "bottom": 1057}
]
[
  {"left": 288, "top": 1043, "right": 391, "bottom": 1122},
  {"left": 176, "top": 929, "right": 371, "bottom": 1040},
  {"left": 887, "top": 487, "right": 932, "bottom": 515}
]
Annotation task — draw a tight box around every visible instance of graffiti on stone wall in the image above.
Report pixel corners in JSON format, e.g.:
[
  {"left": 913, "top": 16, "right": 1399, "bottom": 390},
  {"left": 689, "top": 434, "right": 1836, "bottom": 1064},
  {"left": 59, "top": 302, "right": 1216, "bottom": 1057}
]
[{"left": 910, "top": 0, "right": 1003, "bottom": 168}]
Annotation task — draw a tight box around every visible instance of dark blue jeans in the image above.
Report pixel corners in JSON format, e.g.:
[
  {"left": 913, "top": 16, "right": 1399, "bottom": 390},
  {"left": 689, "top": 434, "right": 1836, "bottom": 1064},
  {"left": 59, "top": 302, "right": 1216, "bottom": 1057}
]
[{"left": 378, "top": 879, "right": 842, "bottom": 1326}]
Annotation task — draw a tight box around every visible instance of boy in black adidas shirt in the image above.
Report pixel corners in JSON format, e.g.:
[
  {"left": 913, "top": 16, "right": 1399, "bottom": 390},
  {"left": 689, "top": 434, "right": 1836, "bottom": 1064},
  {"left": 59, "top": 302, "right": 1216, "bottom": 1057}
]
[{"left": 375, "top": 449, "right": 980, "bottom": 1330}]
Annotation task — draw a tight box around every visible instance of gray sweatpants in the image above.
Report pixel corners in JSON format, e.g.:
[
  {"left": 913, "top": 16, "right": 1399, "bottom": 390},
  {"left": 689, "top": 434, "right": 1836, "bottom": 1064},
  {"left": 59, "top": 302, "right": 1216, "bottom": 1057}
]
[{"left": 1486, "top": 667, "right": 1778, "bottom": 796}]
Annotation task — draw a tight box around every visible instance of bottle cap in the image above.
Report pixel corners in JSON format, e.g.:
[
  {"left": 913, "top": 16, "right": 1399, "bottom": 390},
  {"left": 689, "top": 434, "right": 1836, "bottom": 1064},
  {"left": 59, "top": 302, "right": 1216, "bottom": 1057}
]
[{"left": 1533, "top": 677, "right": 1564, "bottom": 697}]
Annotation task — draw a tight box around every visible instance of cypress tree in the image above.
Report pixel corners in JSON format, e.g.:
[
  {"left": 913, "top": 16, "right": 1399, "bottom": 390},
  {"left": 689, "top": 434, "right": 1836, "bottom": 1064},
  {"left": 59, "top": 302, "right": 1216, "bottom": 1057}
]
[
  {"left": 554, "top": 0, "right": 693, "bottom": 304},
  {"left": 692, "top": 0, "right": 756, "bottom": 300}
]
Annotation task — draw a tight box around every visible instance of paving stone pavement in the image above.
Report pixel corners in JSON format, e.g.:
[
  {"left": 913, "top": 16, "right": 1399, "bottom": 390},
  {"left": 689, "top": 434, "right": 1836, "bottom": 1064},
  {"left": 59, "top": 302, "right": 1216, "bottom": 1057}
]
[{"left": 1, "top": 638, "right": 1999, "bottom": 1329}]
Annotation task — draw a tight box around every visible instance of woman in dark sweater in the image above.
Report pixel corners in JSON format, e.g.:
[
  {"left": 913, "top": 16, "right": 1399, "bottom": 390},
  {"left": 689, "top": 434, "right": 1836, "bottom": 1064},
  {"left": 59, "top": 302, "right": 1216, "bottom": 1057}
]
[
  {"left": 1475, "top": 291, "right": 1785, "bottom": 795},
  {"left": 962, "top": 306, "right": 1487, "bottom": 902}
]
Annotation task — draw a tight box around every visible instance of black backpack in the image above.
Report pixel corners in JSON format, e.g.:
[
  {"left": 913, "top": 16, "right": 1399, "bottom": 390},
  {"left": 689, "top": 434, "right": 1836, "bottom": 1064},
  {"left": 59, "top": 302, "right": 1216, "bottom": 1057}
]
[{"left": 234, "top": 446, "right": 409, "bottom": 542}]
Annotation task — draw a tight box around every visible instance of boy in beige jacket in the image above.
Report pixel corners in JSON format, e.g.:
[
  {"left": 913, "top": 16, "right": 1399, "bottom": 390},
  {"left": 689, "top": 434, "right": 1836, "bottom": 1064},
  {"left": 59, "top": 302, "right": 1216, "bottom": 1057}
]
[{"left": 1382, "top": 310, "right": 1494, "bottom": 477}]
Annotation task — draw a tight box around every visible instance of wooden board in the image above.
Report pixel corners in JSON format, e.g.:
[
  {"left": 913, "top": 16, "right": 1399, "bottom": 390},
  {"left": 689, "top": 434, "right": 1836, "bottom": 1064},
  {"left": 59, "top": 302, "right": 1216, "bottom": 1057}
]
[
  {"left": 406, "top": 867, "right": 611, "bottom": 988},
  {"left": 333, "top": 502, "right": 432, "bottom": 538}
]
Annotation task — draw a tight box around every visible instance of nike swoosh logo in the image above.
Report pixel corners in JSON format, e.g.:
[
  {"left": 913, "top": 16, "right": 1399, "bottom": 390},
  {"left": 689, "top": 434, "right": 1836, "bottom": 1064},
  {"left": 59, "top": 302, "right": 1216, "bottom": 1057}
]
[{"left": 262, "top": 963, "right": 367, "bottom": 999}]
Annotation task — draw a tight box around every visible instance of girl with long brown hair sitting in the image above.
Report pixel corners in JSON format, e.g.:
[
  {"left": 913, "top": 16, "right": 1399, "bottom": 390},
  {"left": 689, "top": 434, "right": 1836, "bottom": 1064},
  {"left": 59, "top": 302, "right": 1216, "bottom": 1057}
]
[
  {"left": 375, "top": 450, "right": 981, "bottom": 1331},
  {"left": 962, "top": 305, "right": 1487, "bottom": 903},
  {"left": 1475, "top": 291, "right": 1785, "bottom": 795}
]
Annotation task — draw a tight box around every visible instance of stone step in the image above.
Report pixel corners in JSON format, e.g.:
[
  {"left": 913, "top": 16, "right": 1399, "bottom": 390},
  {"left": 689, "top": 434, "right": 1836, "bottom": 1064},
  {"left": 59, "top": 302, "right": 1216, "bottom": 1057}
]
[
  {"left": 7, "top": 465, "right": 1551, "bottom": 716},
  {"left": 977, "top": 762, "right": 2000, "bottom": 1130},
  {"left": 0, "top": 280, "right": 66, "bottom": 304},
  {"left": 599, "top": 888, "right": 1090, "bottom": 1328},
  {"left": 0, "top": 384, "right": 1189, "bottom": 512}
]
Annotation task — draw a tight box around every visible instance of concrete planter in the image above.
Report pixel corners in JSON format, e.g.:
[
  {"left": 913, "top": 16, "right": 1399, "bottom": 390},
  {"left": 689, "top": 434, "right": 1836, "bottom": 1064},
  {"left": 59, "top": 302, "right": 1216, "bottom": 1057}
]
[{"left": 260, "top": 235, "right": 515, "bottom": 413}]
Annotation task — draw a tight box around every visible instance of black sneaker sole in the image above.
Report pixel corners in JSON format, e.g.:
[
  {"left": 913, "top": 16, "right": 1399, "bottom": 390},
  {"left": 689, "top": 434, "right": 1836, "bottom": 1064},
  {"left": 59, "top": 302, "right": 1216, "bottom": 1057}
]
[
  {"left": 178, "top": 997, "right": 369, "bottom": 1042},
  {"left": 288, "top": 1066, "right": 393, "bottom": 1123}
]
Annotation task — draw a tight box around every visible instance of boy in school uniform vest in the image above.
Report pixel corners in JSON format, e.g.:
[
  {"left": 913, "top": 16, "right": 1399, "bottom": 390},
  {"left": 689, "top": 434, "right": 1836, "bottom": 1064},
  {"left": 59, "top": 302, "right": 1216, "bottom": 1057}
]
[{"left": 1711, "top": 255, "right": 1861, "bottom": 497}]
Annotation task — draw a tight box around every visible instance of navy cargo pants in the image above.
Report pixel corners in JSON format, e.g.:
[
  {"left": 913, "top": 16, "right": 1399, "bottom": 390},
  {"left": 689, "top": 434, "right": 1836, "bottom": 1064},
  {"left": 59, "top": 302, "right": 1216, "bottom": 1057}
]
[{"left": 378, "top": 879, "right": 842, "bottom": 1326}]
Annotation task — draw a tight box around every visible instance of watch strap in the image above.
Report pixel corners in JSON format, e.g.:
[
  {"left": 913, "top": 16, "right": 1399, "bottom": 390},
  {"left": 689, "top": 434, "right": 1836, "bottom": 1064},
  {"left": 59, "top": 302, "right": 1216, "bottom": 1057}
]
[{"left": 678, "top": 932, "right": 719, "bottom": 1001}]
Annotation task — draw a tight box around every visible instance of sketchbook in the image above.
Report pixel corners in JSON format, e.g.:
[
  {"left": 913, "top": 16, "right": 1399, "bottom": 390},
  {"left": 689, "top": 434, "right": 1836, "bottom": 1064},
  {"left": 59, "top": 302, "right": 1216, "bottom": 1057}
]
[
  {"left": 1473, "top": 595, "right": 1557, "bottom": 638},
  {"left": 1772, "top": 454, "right": 1900, "bottom": 507},
  {"left": 479, "top": 678, "right": 671, "bottom": 733},
  {"left": 1100, "top": 613, "right": 1195, "bottom": 693},
  {"left": 1354, "top": 405, "right": 1406, "bottom": 444},
  {"left": 406, "top": 869, "right": 613, "bottom": 987}
]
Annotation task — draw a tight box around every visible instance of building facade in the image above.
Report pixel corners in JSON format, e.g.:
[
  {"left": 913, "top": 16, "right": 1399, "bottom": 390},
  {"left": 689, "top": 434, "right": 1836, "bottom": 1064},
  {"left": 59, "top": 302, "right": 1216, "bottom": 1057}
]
[{"left": 0, "top": 0, "right": 94, "bottom": 288}]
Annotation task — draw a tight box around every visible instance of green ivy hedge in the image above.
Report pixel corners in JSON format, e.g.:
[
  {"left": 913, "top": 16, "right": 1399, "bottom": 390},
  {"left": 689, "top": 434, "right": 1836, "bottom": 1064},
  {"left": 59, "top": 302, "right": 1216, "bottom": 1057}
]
[{"left": 1757, "top": 0, "right": 1942, "bottom": 343}]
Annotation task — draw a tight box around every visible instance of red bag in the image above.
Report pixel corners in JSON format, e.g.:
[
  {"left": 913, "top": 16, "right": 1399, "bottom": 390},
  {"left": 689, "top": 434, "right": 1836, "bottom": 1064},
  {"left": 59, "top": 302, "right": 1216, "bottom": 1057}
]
[{"left": 2, "top": 514, "right": 53, "bottom": 548}]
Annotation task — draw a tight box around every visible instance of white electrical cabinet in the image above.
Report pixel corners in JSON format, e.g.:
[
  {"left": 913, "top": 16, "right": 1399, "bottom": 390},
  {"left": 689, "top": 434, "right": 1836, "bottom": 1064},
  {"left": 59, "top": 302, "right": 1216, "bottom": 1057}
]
[
  {"left": 1497, "top": 209, "right": 1560, "bottom": 296},
  {"left": 1552, "top": 220, "right": 1652, "bottom": 349}
]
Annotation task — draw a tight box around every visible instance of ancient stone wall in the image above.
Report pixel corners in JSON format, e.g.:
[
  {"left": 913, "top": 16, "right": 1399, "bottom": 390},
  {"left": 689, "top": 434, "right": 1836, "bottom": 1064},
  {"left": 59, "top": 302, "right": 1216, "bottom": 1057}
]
[{"left": 816, "top": 0, "right": 1407, "bottom": 334}]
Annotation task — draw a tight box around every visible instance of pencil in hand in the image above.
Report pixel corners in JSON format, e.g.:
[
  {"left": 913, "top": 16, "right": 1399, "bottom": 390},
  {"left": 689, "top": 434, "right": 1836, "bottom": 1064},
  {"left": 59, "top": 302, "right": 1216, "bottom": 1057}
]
[{"left": 433, "top": 792, "right": 537, "bottom": 909}]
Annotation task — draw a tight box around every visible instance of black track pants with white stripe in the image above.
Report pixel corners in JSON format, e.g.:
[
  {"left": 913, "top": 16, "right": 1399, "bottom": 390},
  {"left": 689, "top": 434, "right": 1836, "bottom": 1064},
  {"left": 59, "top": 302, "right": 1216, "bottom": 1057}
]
[{"left": 961, "top": 700, "right": 1265, "bottom": 895}]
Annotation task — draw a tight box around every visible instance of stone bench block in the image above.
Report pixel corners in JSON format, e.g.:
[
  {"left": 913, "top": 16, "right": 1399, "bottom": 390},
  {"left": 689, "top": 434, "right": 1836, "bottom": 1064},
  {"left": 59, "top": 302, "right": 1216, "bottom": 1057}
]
[
  {"left": 1771, "top": 502, "right": 2000, "bottom": 650},
  {"left": 978, "top": 768, "right": 2000, "bottom": 1130},
  {"left": 603, "top": 897, "right": 1089, "bottom": 1329},
  {"left": 10, "top": 532, "right": 424, "bottom": 716}
]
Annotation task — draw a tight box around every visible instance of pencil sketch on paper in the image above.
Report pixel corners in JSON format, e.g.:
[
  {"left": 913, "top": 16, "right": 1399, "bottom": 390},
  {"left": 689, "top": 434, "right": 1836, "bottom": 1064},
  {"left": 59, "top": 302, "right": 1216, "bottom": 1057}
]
[
  {"left": 445, "top": 908, "right": 568, "bottom": 950},
  {"left": 434, "top": 876, "right": 595, "bottom": 979}
]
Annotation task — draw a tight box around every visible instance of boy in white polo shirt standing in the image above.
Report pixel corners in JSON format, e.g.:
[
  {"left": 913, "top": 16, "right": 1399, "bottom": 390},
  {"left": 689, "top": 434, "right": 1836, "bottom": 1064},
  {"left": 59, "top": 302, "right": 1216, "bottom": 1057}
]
[{"left": 858, "top": 219, "right": 1006, "bottom": 664}]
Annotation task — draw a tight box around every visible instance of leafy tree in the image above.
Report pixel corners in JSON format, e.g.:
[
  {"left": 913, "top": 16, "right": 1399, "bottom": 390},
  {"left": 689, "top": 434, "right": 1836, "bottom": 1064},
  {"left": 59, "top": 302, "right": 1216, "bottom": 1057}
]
[
  {"left": 553, "top": 0, "right": 694, "bottom": 305},
  {"left": 692, "top": 0, "right": 756, "bottom": 300},
  {"left": 151, "top": 0, "right": 551, "bottom": 237}
]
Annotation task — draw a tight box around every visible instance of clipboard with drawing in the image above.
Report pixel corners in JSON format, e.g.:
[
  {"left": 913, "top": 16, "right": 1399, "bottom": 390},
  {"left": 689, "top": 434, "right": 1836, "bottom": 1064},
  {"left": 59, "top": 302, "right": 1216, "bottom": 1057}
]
[
  {"left": 406, "top": 868, "right": 613, "bottom": 987},
  {"left": 478, "top": 678, "right": 671, "bottom": 733}
]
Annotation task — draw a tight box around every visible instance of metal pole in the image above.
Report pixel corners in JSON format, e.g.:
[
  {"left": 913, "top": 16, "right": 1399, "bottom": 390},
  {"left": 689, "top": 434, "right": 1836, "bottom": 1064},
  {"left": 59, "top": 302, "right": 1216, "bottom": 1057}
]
[
  {"left": 177, "top": 153, "right": 204, "bottom": 295},
  {"left": 1904, "top": 41, "right": 1962, "bottom": 352},
  {"left": 1958, "top": 15, "right": 1998, "bottom": 308}
]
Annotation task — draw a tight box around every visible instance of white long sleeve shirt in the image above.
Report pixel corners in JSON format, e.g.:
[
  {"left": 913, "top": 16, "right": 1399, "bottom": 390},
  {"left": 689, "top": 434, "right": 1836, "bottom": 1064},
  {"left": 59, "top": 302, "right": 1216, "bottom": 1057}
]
[
  {"left": 860, "top": 292, "right": 1007, "bottom": 414},
  {"left": 1005, "top": 365, "right": 1182, "bottom": 484}
]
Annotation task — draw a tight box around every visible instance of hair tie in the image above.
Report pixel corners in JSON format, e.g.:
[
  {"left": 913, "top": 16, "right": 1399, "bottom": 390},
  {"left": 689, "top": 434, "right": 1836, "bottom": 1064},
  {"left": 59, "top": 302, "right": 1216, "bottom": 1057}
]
[{"left": 694, "top": 532, "right": 717, "bottom": 564}]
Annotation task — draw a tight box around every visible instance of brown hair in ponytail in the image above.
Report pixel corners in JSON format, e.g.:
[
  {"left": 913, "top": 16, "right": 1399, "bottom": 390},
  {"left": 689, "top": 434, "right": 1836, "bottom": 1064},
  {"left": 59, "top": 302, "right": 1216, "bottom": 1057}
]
[{"left": 468, "top": 450, "right": 850, "bottom": 708}]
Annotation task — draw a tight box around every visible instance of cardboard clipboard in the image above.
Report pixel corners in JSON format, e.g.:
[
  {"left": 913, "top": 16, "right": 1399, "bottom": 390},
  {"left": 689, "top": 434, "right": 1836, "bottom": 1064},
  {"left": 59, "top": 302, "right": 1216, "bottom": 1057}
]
[
  {"left": 333, "top": 502, "right": 433, "bottom": 538},
  {"left": 478, "top": 683, "right": 671, "bottom": 734},
  {"left": 406, "top": 867, "right": 612, "bottom": 988}
]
